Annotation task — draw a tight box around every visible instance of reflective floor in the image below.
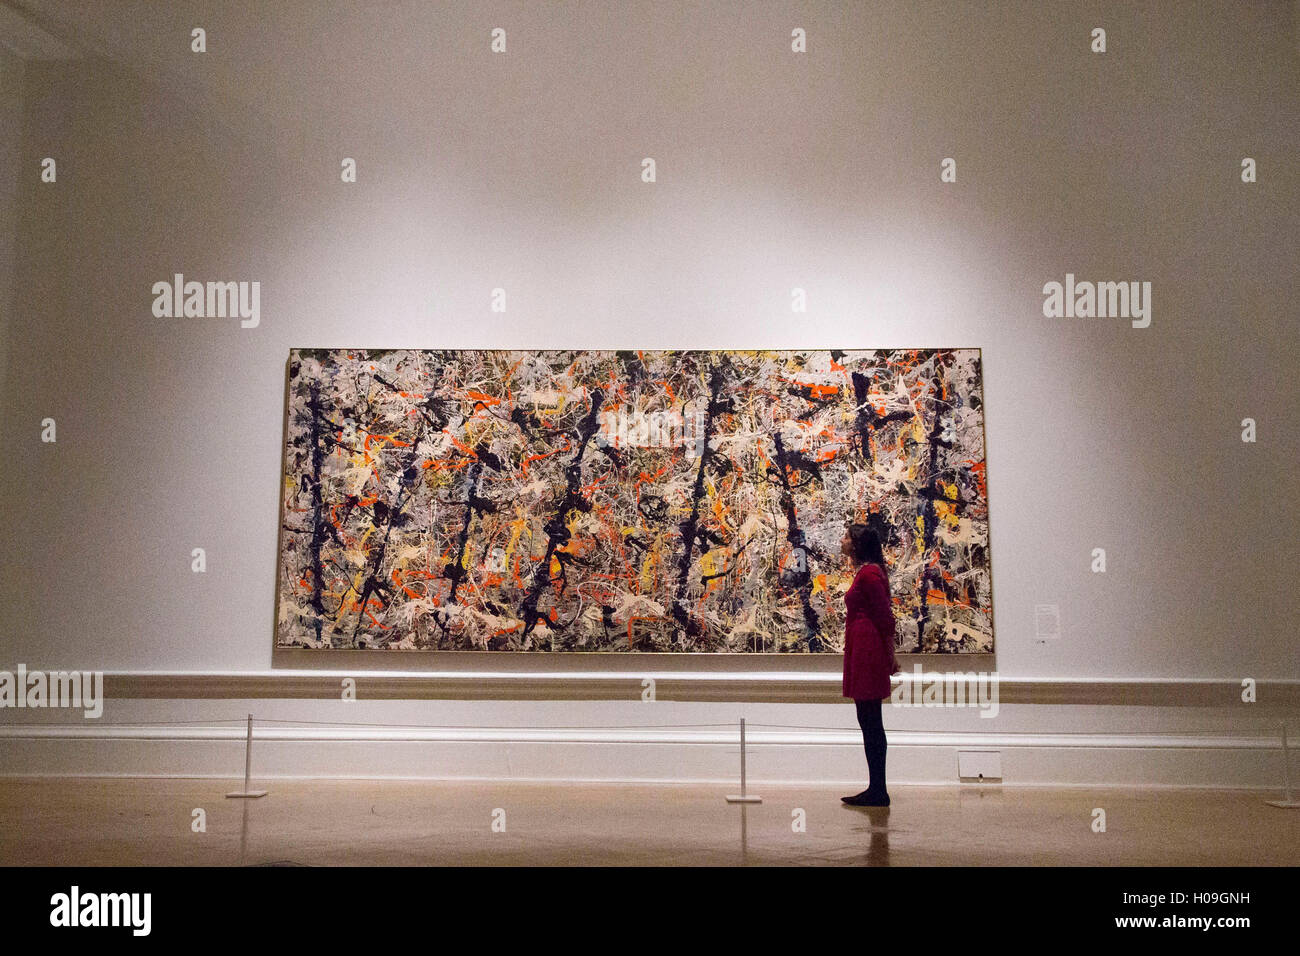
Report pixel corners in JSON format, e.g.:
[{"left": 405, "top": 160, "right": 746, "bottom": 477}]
[{"left": 0, "top": 778, "right": 1295, "bottom": 866}]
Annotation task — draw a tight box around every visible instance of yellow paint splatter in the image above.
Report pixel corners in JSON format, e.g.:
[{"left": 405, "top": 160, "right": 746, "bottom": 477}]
[{"left": 700, "top": 550, "right": 718, "bottom": 577}]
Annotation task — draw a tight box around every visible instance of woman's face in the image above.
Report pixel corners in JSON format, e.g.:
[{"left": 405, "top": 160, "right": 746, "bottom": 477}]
[{"left": 841, "top": 531, "right": 854, "bottom": 561}]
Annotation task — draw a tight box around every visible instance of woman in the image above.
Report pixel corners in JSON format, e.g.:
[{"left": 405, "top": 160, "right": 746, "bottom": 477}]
[{"left": 840, "top": 523, "right": 900, "bottom": 807}]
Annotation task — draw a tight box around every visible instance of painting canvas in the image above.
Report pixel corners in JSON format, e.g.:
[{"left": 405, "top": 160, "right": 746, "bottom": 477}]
[{"left": 275, "top": 348, "right": 993, "bottom": 653}]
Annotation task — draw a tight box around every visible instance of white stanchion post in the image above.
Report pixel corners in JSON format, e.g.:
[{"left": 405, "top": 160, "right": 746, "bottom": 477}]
[
  {"left": 226, "top": 713, "right": 268, "bottom": 799},
  {"left": 1266, "top": 720, "right": 1300, "bottom": 809},
  {"left": 725, "top": 717, "right": 761, "bottom": 804}
]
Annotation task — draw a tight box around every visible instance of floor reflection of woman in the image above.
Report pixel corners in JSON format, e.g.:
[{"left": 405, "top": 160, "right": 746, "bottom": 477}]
[{"left": 839, "top": 523, "right": 900, "bottom": 807}]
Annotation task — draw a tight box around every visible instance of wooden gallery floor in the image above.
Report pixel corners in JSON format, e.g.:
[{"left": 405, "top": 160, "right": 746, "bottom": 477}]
[{"left": 0, "top": 778, "right": 1294, "bottom": 866}]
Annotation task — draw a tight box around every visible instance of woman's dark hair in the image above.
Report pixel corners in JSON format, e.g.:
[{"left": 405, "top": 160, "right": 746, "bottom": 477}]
[{"left": 846, "top": 523, "right": 887, "bottom": 570}]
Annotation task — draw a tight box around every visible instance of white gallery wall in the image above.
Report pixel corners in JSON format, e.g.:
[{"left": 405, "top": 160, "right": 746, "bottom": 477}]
[{"left": 0, "top": 1, "right": 1297, "bottom": 786}]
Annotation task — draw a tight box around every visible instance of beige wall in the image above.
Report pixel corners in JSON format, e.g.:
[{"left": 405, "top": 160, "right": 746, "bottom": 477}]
[
  {"left": 0, "top": 46, "right": 20, "bottom": 403},
  {"left": 2, "top": 1, "right": 1297, "bottom": 689}
]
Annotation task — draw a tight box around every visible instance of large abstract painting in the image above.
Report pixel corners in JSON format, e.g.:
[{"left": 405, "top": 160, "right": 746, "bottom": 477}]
[{"left": 275, "top": 349, "right": 993, "bottom": 653}]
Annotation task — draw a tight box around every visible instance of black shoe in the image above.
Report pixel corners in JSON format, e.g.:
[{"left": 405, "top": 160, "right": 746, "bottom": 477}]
[{"left": 842, "top": 790, "right": 890, "bottom": 807}]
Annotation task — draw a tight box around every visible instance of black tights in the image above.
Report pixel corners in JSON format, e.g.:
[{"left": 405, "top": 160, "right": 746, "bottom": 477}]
[{"left": 854, "top": 698, "right": 888, "bottom": 797}]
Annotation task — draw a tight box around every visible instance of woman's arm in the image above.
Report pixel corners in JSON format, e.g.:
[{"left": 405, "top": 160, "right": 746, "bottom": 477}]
[{"left": 871, "top": 567, "right": 900, "bottom": 672}]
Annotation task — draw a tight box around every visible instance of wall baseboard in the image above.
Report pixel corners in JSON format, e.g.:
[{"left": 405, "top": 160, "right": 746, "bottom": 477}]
[{"left": 1, "top": 722, "right": 1293, "bottom": 789}]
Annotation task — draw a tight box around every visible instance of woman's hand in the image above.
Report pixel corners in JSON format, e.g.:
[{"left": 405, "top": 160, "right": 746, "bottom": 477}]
[{"left": 889, "top": 653, "right": 901, "bottom": 675}]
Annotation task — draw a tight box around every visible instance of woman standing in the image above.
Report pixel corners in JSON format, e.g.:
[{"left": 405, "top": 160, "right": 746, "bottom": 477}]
[{"left": 840, "top": 523, "right": 900, "bottom": 807}]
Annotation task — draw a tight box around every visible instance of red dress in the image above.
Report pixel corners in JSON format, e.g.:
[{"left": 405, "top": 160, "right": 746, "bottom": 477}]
[{"left": 842, "top": 562, "right": 897, "bottom": 700}]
